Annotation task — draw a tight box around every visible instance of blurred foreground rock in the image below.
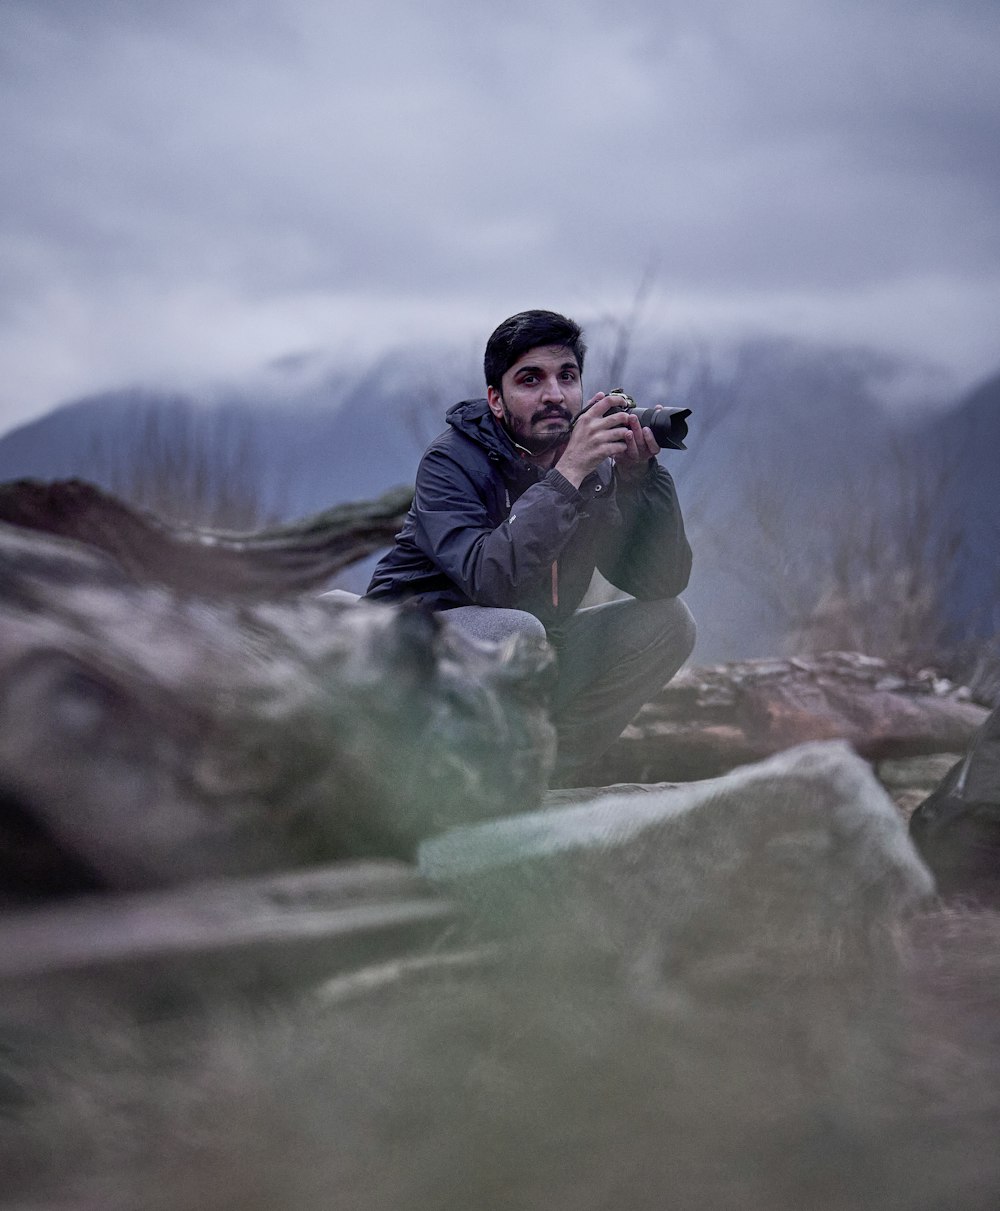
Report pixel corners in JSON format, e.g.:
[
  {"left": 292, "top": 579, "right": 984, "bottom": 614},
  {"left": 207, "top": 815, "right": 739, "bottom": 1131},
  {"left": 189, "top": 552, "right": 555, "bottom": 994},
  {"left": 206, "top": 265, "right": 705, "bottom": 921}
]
[
  {"left": 0, "top": 507, "right": 555, "bottom": 897},
  {"left": 0, "top": 477, "right": 414, "bottom": 596},
  {"left": 0, "top": 742, "right": 932, "bottom": 1014},
  {"left": 423, "top": 742, "right": 933, "bottom": 980},
  {"left": 1, "top": 482, "right": 998, "bottom": 1207},
  {"left": 8, "top": 744, "right": 996, "bottom": 1211},
  {"left": 0, "top": 861, "right": 459, "bottom": 1024}
]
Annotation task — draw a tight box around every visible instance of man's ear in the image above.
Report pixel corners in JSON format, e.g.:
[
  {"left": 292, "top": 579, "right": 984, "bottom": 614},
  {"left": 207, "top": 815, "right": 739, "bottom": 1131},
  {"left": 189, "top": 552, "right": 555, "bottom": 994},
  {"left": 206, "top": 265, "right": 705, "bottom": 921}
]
[{"left": 486, "top": 387, "right": 505, "bottom": 420}]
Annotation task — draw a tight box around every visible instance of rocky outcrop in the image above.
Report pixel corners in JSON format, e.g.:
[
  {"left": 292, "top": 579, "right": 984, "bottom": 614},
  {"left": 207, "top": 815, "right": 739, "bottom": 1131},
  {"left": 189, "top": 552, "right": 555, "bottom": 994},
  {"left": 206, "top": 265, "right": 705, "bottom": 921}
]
[
  {"left": 0, "top": 520, "right": 554, "bottom": 899},
  {"left": 596, "top": 650, "right": 988, "bottom": 785}
]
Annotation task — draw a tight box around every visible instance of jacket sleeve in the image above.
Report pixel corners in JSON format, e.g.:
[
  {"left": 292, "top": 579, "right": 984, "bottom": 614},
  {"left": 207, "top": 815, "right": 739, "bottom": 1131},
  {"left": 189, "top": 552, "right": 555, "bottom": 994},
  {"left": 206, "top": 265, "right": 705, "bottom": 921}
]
[
  {"left": 597, "top": 460, "right": 692, "bottom": 599},
  {"left": 410, "top": 446, "right": 585, "bottom": 607}
]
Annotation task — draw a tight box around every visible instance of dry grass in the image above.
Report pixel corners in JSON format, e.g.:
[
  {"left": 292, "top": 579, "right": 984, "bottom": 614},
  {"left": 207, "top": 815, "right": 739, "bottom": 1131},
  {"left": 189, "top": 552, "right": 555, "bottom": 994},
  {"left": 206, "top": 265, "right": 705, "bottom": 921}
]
[{"left": 2, "top": 901, "right": 999, "bottom": 1211}]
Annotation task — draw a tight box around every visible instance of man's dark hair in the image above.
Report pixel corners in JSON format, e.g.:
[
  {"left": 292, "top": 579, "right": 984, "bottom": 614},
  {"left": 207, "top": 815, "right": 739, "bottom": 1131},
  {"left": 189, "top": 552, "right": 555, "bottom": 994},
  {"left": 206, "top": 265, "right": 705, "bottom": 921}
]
[{"left": 483, "top": 310, "right": 587, "bottom": 391}]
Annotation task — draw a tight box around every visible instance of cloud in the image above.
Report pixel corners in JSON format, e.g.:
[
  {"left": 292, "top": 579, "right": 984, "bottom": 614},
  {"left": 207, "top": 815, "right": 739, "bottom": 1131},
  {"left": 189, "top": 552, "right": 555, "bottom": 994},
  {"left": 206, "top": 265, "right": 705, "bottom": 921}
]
[{"left": 1, "top": 0, "right": 998, "bottom": 428}]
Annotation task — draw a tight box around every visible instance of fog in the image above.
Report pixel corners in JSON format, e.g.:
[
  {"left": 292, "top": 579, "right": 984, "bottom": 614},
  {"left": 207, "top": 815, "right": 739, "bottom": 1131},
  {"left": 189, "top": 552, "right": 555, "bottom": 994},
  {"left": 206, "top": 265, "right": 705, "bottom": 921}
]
[{"left": 2, "top": 0, "right": 999, "bottom": 430}]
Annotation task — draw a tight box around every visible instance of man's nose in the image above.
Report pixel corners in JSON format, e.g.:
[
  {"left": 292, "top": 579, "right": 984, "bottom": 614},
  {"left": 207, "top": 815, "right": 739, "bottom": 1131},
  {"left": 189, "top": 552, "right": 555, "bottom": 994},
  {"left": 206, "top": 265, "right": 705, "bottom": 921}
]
[{"left": 540, "top": 375, "right": 564, "bottom": 402}]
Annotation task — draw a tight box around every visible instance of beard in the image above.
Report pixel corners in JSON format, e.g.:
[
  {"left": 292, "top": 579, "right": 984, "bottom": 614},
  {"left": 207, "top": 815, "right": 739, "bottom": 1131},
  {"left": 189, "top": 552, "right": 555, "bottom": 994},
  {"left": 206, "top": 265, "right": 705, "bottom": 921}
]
[{"left": 501, "top": 402, "right": 573, "bottom": 454}]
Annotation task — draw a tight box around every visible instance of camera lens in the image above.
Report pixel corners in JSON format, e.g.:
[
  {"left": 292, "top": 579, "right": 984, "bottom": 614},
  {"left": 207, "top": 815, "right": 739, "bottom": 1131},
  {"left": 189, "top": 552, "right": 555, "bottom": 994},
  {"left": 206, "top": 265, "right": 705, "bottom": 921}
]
[{"left": 634, "top": 407, "right": 691, "bottom": 450}]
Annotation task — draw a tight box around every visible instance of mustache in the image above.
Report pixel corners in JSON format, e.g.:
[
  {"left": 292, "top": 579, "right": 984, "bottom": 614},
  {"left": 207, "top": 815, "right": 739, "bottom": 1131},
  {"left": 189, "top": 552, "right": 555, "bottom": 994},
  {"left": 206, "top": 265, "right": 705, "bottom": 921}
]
[{"left": 531, "top": 405, "right": 573, "bottom": 424}]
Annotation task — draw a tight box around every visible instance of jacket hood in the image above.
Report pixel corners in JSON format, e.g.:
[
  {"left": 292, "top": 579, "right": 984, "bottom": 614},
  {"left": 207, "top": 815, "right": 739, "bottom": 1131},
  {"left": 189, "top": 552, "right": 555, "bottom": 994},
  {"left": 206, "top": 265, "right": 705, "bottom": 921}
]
[{"left": 446, "top": 398, "right": 521, "bottom": 465}]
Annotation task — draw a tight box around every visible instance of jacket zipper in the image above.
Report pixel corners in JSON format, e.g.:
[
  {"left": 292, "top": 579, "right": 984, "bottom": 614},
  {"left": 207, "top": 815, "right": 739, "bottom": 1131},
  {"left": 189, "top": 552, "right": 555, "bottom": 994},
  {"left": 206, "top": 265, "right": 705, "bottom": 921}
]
[{"left": 507, "top": 478, "right": 559, "bottom": 608}]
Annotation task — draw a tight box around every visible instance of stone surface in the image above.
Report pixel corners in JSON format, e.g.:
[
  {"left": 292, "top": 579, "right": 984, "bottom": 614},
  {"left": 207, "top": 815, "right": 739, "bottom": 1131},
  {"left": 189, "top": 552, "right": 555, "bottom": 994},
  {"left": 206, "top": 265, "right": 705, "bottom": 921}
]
[
  {"left": 596, "top": 651, "right": 989, "bottom": 784},
  {"left": 0, "top": 522, "right": 555, "bottom": 897},
  {"left": 875, "top": 753, "right": 966, "bottom": 818},
  {"left": 5, "top": 751, "right": 1000, "bottom": 1210},
  {"left": 421, "top": 742, "right": 935, "bottom": 988},
  {"left": 11, "top": 901, "right": 1000, "bottom": 1211},
  {"left": 0, "top": 860, "right": 456, "bottom": 1015},
  {"left": 3, "top": 487, "right": 1000, "bottom": 1209}
]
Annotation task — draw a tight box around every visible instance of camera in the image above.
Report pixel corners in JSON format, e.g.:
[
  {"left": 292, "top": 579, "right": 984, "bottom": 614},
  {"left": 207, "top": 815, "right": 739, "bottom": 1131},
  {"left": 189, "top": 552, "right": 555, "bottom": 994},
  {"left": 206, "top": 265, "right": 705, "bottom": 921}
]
[{"left": 603, "top": 389, "right": 690, "bottom": 450}]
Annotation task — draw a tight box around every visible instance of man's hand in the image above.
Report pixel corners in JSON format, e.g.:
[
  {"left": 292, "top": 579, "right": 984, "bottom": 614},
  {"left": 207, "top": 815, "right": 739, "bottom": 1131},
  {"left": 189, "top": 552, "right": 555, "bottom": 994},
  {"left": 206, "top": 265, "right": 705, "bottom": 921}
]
[
  {"left": 615, "top": 405, "right": 662, "bottom": 478},
  {"left": 555, "top": 393, "right": 660, "bottom": 488}
]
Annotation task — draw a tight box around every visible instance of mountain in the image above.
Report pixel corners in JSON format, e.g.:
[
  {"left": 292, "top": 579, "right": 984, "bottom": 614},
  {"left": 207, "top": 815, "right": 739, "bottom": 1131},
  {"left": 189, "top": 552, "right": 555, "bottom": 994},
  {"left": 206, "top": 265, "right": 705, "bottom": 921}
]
[
  {"left": 0, "top": 358, "right": 446, "bottom": 525},
  {"left": 0, "top": 339, "right": 994, "bottom": 663}
]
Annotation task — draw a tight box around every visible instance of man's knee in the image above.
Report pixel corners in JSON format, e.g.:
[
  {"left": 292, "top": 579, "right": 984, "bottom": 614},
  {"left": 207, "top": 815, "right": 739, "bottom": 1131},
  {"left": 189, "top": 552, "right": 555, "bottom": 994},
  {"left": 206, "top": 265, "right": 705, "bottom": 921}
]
[
  {"left": 627, "top": 596, "right": 697, "bottom": 664},
  {"left": 661, "top": 596, "right": 697, "bottom": 661},
  {"left": 442, "top": 606, "right": 547, "bottom": 647}
]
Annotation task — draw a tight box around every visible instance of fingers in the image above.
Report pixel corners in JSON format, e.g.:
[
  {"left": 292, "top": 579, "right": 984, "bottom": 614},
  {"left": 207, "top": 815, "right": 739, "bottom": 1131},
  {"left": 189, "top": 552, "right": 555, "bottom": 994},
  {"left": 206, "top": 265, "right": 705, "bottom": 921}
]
[
  {"left": 563, "top": 409, "right": 630, "bottom": 469},
  {"left": 615, "top": 417, "right": 661, "bottom": 469},
  {"left": 555, "top": 405, "right": 642, "bottom": 485},
  {"left": 583, "top": 391, "right": 613, "bottom": 417},
  {"left": 618, "top": 414, "right": 642, "bottom": 460},
  {"left": 636, "top": 424, "right": 661, "bottom": 459},
  {"left": 579, "top": 409, "right": 631, "bottom": 451}
]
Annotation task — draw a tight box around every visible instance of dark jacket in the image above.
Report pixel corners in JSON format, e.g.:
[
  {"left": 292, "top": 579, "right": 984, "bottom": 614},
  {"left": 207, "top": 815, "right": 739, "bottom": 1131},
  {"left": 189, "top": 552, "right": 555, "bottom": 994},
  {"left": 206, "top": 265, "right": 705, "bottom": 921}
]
[{"left": 365, "top": 398, "right": 691, "bottom": 632}]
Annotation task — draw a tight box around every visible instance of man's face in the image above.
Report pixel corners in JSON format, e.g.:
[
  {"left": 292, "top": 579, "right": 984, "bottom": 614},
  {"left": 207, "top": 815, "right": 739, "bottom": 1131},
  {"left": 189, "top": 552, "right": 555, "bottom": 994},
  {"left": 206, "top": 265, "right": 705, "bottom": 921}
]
[{"left": 486, "top": 344, "right": 583, "bottom": 454}]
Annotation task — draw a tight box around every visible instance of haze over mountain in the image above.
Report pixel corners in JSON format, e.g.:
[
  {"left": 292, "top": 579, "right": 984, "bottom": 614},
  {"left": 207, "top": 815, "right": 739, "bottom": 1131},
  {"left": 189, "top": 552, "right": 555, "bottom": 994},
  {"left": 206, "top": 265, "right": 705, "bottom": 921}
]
[{"left": 1, "top": 336, "right": 993, "bottom": 664}]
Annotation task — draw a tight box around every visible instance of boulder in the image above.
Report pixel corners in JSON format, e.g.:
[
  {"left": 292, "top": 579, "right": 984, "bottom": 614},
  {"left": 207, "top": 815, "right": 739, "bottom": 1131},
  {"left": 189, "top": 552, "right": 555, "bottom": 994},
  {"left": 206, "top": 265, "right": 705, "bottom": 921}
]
[
  {"left": 0, "top": 521, "right": 555, "bottom": 898},
  {"left": 596, "top": 651, "right": 988, "bottom": 784},
  {"left": 421, "top": 742, "right": 934, "bottom": 990},
  {"left": 0, "top": 860, "right": 458, "bottom": 1019}
]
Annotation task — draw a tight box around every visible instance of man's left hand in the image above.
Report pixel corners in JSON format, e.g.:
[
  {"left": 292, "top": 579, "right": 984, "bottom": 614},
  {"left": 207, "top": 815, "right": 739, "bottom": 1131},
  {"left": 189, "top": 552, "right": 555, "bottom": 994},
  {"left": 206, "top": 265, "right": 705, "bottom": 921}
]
[{"left": 615, "top": 409, "right": 661, "bottom": 477}]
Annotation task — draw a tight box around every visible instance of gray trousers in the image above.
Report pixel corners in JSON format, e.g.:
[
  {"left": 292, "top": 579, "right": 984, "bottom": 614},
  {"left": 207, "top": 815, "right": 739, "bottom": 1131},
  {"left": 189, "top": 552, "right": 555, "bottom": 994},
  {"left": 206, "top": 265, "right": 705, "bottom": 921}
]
[{"left": 445, "top": 597, "right": 696, "bottom": 786}]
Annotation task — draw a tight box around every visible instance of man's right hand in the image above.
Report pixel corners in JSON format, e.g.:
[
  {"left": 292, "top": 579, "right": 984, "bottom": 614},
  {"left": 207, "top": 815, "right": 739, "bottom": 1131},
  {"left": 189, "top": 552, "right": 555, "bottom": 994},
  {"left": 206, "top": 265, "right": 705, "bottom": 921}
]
[{"left": 555, "top": 393, "right": 636, "bottom": 488}]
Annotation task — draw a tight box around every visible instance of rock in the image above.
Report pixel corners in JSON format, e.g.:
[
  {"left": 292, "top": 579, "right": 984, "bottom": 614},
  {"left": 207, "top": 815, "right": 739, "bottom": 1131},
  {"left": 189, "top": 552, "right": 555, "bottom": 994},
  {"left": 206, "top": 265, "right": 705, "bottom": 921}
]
[
  {"left": 414, "top": 743, "right": 939, "bottom": 1200},
  {"left": 421, "top": 742, "right": 934, "bottom": 990},
  {"left": 0, "top": 860, "right": 458, "bottom": 1018},
  {"left": 7, "top": 747, "right": 1000, "bottom": 1211},
  {"left": 595, "top": 651, "right": 989, "bottom": 784},
  {"left": 5, "top": 490, "right": 1000, "bottom": 1208},
  {"left": 0, "top": 523, "right": 555, "bottom": 897},
  {"left": 910, "top": 702, "right": 1000, "bottom": 898},
  {"left": 875, "top": 753, "right": 966, "bottom": 819},
  {"left": 0, "top": 478, "right": 414, "bottom": 597}
]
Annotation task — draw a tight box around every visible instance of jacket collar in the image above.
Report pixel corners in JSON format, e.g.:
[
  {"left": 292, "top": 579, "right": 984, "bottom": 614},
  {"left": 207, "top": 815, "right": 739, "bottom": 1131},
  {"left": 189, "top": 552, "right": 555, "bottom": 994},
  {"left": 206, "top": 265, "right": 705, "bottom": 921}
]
[
  {"left": 446, "top": 398, "right": 521, "bottom": 467},
  {"left": 445, "top": 397, "right": 613, "bottom": 494}
]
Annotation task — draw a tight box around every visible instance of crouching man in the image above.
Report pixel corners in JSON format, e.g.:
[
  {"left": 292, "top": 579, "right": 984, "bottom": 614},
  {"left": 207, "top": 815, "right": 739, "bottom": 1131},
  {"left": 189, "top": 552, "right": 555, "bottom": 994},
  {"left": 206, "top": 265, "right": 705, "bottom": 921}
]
[{"left": 365, "top": 309, "right": 695, "bottom": 785}]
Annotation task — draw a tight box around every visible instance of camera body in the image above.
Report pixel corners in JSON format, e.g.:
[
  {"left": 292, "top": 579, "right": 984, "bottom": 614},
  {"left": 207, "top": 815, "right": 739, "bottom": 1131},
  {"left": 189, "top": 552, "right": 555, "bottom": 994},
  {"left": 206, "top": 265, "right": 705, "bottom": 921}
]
[{"left": 604, "top": 389, "right": 690, "bottom": 451}]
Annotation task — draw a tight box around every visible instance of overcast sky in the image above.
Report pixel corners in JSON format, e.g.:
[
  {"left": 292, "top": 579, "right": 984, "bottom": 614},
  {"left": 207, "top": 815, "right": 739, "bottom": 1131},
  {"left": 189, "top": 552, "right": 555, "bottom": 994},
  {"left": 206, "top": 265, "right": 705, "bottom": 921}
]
[{"left": 1, "top": 0, "right": 998, "bottom": 433}]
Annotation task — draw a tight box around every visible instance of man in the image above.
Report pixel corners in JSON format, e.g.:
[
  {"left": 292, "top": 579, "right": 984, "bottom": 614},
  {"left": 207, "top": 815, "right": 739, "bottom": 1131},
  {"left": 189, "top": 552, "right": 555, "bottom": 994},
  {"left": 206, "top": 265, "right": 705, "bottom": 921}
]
[{"left": 366, "top": 309, "right": 695, "bottom": 784}]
